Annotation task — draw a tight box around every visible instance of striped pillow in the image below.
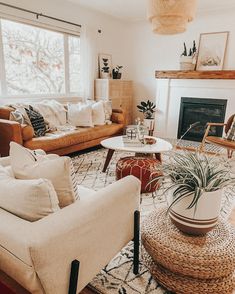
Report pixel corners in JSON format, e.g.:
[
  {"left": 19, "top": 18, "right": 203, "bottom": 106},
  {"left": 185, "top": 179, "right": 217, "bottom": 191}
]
[
  {"left": 226, "top": 117, "right": 235, "bottom": 141},
  {"left": 25, "top": 105, "right": 46, "bottom": 137}
]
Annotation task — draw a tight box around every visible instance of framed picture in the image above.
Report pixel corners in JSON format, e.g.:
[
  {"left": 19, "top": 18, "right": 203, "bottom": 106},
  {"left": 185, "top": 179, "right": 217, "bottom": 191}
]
[
  {"left": 196, "top": 31, "right": 229, "bottom": 71},
  {"left": 99, "top": 53, "right": 112, "bottom": 79}
]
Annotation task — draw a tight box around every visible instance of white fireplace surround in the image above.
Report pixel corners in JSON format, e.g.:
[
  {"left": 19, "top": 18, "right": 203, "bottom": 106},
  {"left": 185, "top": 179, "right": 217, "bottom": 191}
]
[{"left": 155, "top": 78, "right": 235, "bottom": 139}]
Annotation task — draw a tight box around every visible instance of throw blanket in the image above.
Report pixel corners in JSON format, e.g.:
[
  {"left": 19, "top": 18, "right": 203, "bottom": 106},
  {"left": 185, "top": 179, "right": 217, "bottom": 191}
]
[{"left": 8, "top": 100, "right": 67, "bottom": 130}]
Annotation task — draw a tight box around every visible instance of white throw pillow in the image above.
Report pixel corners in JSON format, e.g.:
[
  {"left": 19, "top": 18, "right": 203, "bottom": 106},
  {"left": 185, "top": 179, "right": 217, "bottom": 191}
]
[
  {"left": 10, "top": 142, "right": 79, "bottom": 208},
  {"left": 92, "top": 101, "right": 106, "bottom": 125},
  {"left": 34, "top": 100, "right": 67, "bottom": 128},
  {"left": 0, "top": 165, "right": 59, "bottom": 221},
  {"left": 68, "top": 103, "right": 93, "bottom": 127},
  {"left": 102, "top": 100, "right": 112, "bottom": 122}
]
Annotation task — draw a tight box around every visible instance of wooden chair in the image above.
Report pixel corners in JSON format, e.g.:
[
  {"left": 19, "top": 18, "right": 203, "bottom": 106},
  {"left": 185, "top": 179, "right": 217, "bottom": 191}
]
[{"left": 200, "top": 114, "right": 235, "bottom": 158}]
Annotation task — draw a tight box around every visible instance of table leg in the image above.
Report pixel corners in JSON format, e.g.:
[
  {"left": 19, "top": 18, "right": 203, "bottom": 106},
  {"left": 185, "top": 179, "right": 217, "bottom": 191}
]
[
  {"left": 102, "top": 149, "right": 115, "bottom": 172},
  {"left": 155, "top": 153, "right": 162, "bottom": 162}
]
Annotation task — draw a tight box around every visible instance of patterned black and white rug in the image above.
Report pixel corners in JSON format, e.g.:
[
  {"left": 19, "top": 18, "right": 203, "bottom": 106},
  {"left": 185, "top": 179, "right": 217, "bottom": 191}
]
[{"left": 71, "top": 148, "right": 235, "bottom": 294}]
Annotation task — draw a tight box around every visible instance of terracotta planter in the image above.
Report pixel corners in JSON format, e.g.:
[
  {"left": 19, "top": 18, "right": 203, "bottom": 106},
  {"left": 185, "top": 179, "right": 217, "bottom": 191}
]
[{"left": 168, "top": 189, "right": 223, "bottom": 235}]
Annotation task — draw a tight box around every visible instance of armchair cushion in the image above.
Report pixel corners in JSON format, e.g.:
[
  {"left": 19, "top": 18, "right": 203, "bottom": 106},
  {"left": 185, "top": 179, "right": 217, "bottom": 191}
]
[
  {"left": 0, "top": 165, "right": 60, "bottom": 221},
  {"left": 10, "top": 142, "right": 79, "bottom": 207}
]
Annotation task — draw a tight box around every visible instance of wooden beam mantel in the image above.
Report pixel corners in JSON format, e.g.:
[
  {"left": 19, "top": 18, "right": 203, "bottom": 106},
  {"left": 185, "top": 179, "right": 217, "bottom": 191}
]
[{"left": 155, "top": 70, "right": 235, "bottom": 80}]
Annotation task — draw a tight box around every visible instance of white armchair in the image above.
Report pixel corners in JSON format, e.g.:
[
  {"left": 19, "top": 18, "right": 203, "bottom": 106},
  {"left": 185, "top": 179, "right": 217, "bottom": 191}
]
[{"left": 0, "top": 157, "right": 141, "bottom": 294}]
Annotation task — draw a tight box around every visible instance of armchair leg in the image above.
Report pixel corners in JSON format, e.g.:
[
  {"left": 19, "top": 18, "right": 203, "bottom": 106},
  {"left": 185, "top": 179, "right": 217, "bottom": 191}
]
[
  {"left": 133, "top": 210, "right": 140, "bottom": 275},
  {"left": 69, "top": 260, "right": 80, "bottom": 294}
]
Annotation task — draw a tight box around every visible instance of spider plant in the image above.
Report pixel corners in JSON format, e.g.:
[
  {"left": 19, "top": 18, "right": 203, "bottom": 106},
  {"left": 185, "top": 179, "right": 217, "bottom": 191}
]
[{"left": 151, "top": 151, "right": 235, "bottom": 211}]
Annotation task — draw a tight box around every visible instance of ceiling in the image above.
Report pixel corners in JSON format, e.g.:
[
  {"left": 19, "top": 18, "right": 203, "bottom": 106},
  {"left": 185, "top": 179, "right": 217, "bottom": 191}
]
[{"left": 68, "top": 0, "right": 235, "bottom": 22}]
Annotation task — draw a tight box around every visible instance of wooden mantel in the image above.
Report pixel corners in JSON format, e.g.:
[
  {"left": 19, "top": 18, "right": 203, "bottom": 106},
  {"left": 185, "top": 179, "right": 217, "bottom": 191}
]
[{"left": 155, "top": 70, "right": 235, "bottom": 80}]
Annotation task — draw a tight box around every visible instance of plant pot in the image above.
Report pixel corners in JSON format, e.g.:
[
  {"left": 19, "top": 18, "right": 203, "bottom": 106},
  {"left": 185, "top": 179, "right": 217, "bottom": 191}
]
[
  {"left": 168, "top": 189, "right": 223, "bottom": 235},
  {"left": 180, "top": 56, "right": 195, "bottom": 71},
  {"left": 112, "top": 71, "right": 122, "bottom": 79},
  {"left": 101, "top": 72, "right": 110, "bottom": 79},
  {"left": 143, "top": 118, "right": 155, "bottom": 136}
]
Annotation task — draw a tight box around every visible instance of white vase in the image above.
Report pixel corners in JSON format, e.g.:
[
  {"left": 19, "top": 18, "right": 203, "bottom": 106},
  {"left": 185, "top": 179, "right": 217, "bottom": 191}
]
[
  {"left": 180, "top": 56, "right": 195, "bottom": 71},
  {"left": 168, "top": 189, "right": 223, "bottom": 235},
  {"left": 101, "top": 72, "right": 110, "bottom": 79}
]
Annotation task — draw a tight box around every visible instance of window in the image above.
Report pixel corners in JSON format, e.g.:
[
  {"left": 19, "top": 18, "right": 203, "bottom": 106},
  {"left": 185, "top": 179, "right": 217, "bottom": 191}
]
[{"left": 0, "top": 18, "right": 81, "bottom": 97}]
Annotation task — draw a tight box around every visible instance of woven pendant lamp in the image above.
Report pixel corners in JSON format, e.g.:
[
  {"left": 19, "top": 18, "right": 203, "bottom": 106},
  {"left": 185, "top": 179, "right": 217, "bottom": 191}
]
[{"left": 147, "top": 0, "right": 198, "bottom": 34}]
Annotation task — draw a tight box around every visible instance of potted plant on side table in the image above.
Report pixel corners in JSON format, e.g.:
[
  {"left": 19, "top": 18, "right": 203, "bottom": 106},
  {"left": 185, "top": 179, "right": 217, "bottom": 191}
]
[
  {"left": 151, "top": 151, "right": 235, "bottom": 235},
  {"left": 137, "top": 100, "right": 156, "bottom": 136}
]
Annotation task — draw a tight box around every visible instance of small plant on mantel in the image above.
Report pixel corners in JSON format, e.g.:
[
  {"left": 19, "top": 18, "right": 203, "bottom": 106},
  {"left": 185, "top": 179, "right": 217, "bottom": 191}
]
[{"left": 180, "top": 40, "right": 197, "bottom": 71}]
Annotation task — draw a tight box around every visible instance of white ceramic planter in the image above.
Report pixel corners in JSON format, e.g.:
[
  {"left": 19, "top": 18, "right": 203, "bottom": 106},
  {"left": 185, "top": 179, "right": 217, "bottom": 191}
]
[
  {"left": 180, "top": 56, "right": 195, "bottom": 71},
  {"left": 101, "top": 72, "right": 110, "bottom": 79},
  {"left": 168, "top": 189, "right": 223, "bottom": 235}
]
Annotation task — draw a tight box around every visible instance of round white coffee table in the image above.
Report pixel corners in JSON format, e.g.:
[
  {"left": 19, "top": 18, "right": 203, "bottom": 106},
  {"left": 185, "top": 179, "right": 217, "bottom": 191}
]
[{"left": 101, "top": 136, "right": 172, "bottom": 172}]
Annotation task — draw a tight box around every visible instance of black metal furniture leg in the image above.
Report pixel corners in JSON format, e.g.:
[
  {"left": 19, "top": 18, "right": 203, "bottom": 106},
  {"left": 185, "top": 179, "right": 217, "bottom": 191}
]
[
  {"left": 69, "top": 260, "right": 80, "bottom": 294},
  {"left": 133, "top": 210, "right": 140, "bottom": 275}
]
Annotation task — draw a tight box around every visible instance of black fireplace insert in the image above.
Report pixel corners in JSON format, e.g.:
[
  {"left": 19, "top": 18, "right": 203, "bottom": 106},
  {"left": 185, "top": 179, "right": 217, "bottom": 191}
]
[{"left": 177, "top": 97, "right": 227, "bottom": 142}]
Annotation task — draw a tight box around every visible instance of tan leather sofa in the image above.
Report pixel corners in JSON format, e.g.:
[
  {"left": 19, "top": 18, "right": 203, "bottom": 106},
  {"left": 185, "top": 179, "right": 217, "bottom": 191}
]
[{"left": 0, "top": 106, "right": 125, "bottom": 156}]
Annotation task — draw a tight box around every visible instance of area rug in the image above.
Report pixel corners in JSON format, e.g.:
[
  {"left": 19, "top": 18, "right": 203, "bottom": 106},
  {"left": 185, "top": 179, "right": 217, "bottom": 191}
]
[{"left": 71, "top": 148, "right": 235, "bottom": 294}]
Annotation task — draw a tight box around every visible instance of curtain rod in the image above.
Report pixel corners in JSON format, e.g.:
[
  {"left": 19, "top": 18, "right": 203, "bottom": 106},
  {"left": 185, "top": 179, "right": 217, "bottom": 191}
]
[{"left": 0, "top": 2, "right": 82, "bottom": 28}]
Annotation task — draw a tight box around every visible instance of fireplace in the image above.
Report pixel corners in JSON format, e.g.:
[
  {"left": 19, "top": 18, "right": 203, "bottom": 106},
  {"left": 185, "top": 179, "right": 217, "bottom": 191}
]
[{"left": 177, "top": 98, "right": 227, "bottom": 142}]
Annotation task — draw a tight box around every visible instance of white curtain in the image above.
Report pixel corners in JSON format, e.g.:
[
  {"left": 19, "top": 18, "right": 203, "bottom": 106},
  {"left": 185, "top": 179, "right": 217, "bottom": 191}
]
[{"left": 80, "top": 26, "right": 98, "bottom": 100}]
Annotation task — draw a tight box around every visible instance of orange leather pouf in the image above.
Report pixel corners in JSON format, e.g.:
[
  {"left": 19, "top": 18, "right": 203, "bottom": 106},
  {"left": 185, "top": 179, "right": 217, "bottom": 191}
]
[{"left": 116, "top": 156, "right": 162, "bottom": 193}]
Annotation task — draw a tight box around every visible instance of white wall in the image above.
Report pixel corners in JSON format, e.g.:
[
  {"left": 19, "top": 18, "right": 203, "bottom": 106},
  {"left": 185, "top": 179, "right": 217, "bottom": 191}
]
[{"left": 127, "top": 9, "right": 235, "bottom": 119}]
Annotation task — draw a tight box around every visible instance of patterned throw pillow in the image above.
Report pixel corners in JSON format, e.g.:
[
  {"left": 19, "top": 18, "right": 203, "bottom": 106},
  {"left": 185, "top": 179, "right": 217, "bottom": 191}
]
[
  {"left": 25, "top": 105, "right": 46, "bottom": 137},
  {"left": 226, "top": 117, "right": 235, "bottom": 141}
]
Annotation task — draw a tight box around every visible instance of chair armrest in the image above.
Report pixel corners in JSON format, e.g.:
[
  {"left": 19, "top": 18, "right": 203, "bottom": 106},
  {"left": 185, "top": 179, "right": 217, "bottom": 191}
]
[
  {"left": 111, "top": 108, "right": 126, "bottom": 125},
  {"left": 206, "top": 122, "right": 226, "bottom": 127},
  {"left": 0, "top": 119, "right": 23, "bottom": 156},
  {"left": 29, "top": 176, "right": 141, "bottom": 294}
]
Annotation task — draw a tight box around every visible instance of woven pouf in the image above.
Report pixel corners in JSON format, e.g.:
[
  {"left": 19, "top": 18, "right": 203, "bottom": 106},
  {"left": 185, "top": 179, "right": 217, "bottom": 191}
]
[
  {"left": 116, "top": 156, "right": 161, "bottom": 193},
  {"left": 142, "top": 206, "right": 235, "bottom": 294}
]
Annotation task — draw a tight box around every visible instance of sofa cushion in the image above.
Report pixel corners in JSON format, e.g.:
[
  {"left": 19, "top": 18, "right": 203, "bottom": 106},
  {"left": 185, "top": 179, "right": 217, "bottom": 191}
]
[
  {"left": 24, "top": 123, "right": 123, "bottom": 152},
  {"left": 92, "top": 101, "right": 105, "bottom": 125},
  {"left": 0, "top": 165, "right": 60, "bottom": 221},
  {"left": 68, "top": 103, "right": 93, "bottom": 127},
  {"left": 21, "top": 124, "right": 34, "bottom": 141},
  {"left": 10, "top": 142, "right": 79, "bottom": 207}
]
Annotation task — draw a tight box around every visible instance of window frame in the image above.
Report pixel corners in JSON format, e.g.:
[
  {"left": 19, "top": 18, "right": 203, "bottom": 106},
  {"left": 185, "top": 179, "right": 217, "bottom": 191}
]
[{"left": 0, "top": 16, "right": 82, "bottom": 100}]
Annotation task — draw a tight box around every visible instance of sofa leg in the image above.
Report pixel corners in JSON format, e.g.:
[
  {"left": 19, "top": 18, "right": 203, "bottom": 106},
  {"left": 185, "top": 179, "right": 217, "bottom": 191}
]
[
  {"left": 133, "top": 210, "right": 140, "bottom": 275},
  {"left": 69, "top": 260, "right": 80, "bottom": 294}
]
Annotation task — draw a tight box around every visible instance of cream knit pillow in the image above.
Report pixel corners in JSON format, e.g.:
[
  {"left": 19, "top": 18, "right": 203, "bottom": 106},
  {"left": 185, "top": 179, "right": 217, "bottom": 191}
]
[
  {"left": 0, "top": 165, "right": 59, "bottom": 221},
  {"left": 10, "top": 142, "right": 79, "bottom": 208},
  {"left": 92, "top": 101, "right": 106, "bottom": 125}
]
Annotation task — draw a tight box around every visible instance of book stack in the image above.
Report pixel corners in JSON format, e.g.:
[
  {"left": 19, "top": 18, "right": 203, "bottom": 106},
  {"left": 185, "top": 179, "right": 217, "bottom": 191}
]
[{"left": 122, "top": 135, "right": 143, "bottom": 147}]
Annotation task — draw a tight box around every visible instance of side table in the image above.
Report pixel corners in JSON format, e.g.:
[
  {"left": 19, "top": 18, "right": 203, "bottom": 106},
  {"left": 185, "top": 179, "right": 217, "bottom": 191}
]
[{"left": 142, "top": 206, "right": 235, "bottom": 294}]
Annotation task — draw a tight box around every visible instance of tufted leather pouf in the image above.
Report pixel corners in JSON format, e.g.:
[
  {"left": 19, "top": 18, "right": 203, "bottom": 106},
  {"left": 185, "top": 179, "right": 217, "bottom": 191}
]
[{"left": 116, "top": 156, "right": 162, "bottom": 193}]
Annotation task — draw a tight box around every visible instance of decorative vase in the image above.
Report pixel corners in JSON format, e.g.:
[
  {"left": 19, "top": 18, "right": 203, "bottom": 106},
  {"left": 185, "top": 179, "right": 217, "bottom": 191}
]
[
  {"left": 144, "top": 118, "right": 155, "bottom": 136},
  {"left": 112, "top": 71, "right": 122, "bottom": 79},
  {"left": 101, "top": 72, "right": 110, "bottom": 79},
  {"left": 180, "top": 56, "right": 195, "bottom": 70},
  {"left": 168, "top": 189, "right": 223, "bottom": 235}
]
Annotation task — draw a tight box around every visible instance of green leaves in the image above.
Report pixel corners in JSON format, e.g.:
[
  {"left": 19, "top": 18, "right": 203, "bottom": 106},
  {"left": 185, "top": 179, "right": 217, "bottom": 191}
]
[
  {"left": 137, "top": 100, "right": 156, "bottom": 119},
  {"left": 151, "top": 151, "right": 235, "bottom": 211}
]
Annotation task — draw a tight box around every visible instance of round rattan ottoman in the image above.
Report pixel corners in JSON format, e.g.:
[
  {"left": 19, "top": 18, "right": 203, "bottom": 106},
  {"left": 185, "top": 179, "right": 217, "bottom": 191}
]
[
  {"left": 116, "top": 156, "right": 161, "bottom": 193},
  {"left": 142, "top": 206, "right": 235, "bottom": 294}
]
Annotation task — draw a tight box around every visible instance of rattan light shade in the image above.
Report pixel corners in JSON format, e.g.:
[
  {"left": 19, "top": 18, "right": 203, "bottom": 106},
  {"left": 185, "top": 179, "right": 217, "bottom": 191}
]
[{"left": 147, "top": 0, "right": 198, "bottom": 34}]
